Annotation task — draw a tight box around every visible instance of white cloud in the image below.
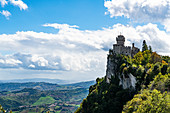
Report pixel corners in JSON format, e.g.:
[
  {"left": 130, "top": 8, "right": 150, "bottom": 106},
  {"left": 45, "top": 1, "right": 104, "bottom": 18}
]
[
  {"left": 0, "top": 55, "right": 22, "bottom": 68},
  {"left": 0, "top": 0, "right": 28, "bottom": 19},
  {"left": 28, "top": 64, "right": 35, "bottom": 68},
  {"left": 0, "top": 23, "right": 169, "bottom": 72},
  {"left": 31, "top": 55, "right": 48, "bottom": 67},
  {"left": 0, "top": 10, "right": 11, "bottom": 19},
  {"left": 5, "top": 59, "right": 22, "bottom": 65},
  {"left": 0, "top": 0, "right": 28, "bottom": 10},
  {"left": 163, "top": 19, "right": 170, "bottom": 32},
  {"left": 43, "top": 23, "right": 79, "bottom": 30},
  {"left": 104, "top": 0, "right": 170, "bottom": 31},
  {"left": 9, "top": 0, "right": 28, "bottom": 10},
  {"left": 0, "top": 0, "right": 8, "bottom": 7}
]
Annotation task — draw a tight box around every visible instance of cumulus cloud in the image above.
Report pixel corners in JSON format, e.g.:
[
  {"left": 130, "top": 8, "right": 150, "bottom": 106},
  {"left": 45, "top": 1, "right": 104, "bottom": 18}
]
[
  {"left": 0, "top": 55, "right": 22, "bottom": 68},
  {"left": 0, "top": 10, "right": 11, "bottom": 19},
  {"left": 0, "top": 23, "right": 169, "bottom": 71},
  {"left": 104, "top": 0, "right": 170, "bottom": 31},
  {"left": 9, "top": 0, "right": 28, "bottom": 10},
  {"left": 163, "top": 19, "right": 170, "bottom": 32},
  {"left": 0, "top": 51, "right": 106, "bottom": 71},
  {"left": 0, "top": 0, "right": 8, "bottom": 7},
  {"left": 0, "top": 0, "right": 28, "bottom": 10},
  {"left": 0, "top": 0, "right": 28, "bottom": 19}
]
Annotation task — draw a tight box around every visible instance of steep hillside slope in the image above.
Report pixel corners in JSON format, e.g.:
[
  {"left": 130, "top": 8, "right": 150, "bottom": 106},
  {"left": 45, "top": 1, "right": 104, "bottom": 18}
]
[{"left": 76, "top": 50, "right": 170, "bottom": 113}]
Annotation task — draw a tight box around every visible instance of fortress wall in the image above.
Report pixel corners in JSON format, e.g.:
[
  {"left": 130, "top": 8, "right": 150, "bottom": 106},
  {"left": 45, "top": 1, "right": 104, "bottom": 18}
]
[
  {"left": 113, "top": 35, "right": 139, "bottom": 57},
  {"left": 132, "top": 47, "right": 140, "bottom": 57},
  {"left": 113, "top": 45, "right": 122, "bottom": 54},
  {"left": 113, "top": 45, "right": 131, "bottom": 56},
  {"left": 121, "top": 46, "right": 131, "bottom": 56}
]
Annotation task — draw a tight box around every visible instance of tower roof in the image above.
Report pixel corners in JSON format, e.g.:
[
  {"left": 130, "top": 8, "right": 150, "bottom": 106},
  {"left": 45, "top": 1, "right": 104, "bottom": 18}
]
[{"left": 116, "top": 35, "right": 125, "bottom": 41}]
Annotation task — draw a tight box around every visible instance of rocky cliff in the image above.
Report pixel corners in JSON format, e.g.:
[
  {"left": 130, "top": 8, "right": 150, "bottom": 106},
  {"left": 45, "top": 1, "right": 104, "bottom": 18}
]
[
  {"left": 106, "top": 51, "right": 136, "bottom": 89},
  {"left": 75, "top": 50, "right": 170, "bottom": 113}
]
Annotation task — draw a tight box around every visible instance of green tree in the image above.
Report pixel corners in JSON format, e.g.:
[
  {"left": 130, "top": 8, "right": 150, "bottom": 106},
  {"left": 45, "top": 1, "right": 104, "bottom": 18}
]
[
  {"left": 148, "top": 73, "right": 170, "bottom": 92},
  {"left": 142, "top": 40, "right": 148, "bottom": 52},
  {"left": 142, "top": 50, "right": 151, "bottom": 65},
  {"left": 0, "top": 105, "right": 5, "bottom": 113},
  {"left": 123, "top": 89, "right": 170, "bottom": 113},
  {"left": 150, "top": 52, "right": 162, "bottom": 64},
  {"left": 132, "top": 51, "right": 144, "bottom": 65},
  {"left": 76, "top": 49, "right": 170, "bottom": 113},
  {"left": 149, "top": 45, "right": 152, "bottom": 53},
  {"left": 162, "top": 56, "right": 170, "bottom": 64}
]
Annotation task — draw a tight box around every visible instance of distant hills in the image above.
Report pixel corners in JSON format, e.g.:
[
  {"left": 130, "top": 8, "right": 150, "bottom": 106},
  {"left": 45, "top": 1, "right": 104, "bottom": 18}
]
[
  {"left": 0, "top": 80, "right": 95, "bottom": 112},
  {"left": 0, "top": 78, "right": 68, "bottom": 84},
  {"left": 0, "top": 80, "right": 95, "bottom": 91},
  {"left": 0, "top": 82, "right": 60, "bottom": 91},
  {"left": 0, "top": 87, "right": 89, "bottom": 112},
  {"left": 64, "top": 80, "right": 95, "bottom": 88},
  {"left": 0, "top": 78, "right": 95, "bottom": 112}
]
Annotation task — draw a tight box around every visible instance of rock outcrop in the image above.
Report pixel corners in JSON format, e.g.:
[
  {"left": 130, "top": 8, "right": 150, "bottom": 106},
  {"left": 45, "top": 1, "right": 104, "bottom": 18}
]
[
  {"left": 106, "top": 52, "right": 136, "bottom": 89},
  {"left": 119, "top": 73, "right": 136, "bottom": 89}
]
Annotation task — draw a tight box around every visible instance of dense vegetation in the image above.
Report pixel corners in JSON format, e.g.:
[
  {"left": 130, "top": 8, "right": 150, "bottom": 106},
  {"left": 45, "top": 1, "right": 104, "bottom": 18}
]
[
  {"left": 0, "top": 88, "right": 88, "bottom": 112},
  {"left": 123, "top": 73, "right": 170, "bottom": 113},
  {"left": 76, "top": 41, "right": 170, "bottom": 113}
]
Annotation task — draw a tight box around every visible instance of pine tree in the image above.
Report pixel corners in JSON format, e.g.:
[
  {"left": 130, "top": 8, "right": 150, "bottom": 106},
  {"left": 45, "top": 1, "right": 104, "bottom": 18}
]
[
  {"left": 142, "top": 40, "right": 148, "bottom": 52},
  {"left": 149, "top": 45, "right": 152, "bottom": 53}
]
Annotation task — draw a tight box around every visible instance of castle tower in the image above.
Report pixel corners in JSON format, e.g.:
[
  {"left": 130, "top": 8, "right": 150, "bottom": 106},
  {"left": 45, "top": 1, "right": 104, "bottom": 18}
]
[
  {"left": 131, "top": 43, "right": 140, "bottom": 57},
  {"left": 116, "top": 35, "right": 125, "bottom": 46}
]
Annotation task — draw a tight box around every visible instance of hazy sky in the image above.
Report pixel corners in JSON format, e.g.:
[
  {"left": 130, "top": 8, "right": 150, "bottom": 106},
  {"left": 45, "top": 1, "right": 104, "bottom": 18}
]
[{"left": 0, "top": 0, "right": 169, "bottom": 82}]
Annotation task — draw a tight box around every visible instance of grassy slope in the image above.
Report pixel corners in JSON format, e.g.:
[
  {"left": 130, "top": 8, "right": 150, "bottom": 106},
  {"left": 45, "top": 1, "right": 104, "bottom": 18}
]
[{"left": 32, "top": 96, "right": 56, "bottom": 106}]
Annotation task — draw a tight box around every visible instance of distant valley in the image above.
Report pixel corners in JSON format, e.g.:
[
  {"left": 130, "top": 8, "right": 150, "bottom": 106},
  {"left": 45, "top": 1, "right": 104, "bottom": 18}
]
[{"left": 0, "top": 80, "right": 95, "bottom": 113}]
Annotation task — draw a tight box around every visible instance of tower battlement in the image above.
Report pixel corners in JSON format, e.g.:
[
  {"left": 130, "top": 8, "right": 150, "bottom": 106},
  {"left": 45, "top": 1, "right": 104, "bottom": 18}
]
[{"left": 111, "top": 35, "right": 139, "bottom": 57}]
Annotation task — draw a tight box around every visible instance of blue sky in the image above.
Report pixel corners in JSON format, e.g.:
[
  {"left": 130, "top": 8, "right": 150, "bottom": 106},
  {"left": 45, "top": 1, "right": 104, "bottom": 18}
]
[
  {"left": 0, "top": 0, "right": 129, "bottom": 34},
  {"left": 0, "top": 0, "right": 169, "bottom": 82}
]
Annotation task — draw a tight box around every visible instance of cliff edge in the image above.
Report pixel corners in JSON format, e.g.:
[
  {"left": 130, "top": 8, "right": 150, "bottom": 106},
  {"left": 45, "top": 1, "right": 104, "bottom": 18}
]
[{"left": 75, "top": 40, "right": 170, "bottom": 113}]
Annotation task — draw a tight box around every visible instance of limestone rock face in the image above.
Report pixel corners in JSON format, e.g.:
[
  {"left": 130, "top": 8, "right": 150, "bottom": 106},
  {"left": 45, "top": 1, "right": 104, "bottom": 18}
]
[
  {"left": 106, "top": 55, "right": 117, "bottom": 83},
  {"left": 106, "top": 54, "right": 136, "bottom": 89},
  {"left": 119, "top": 73, "right": 136, "bottom": 89}
]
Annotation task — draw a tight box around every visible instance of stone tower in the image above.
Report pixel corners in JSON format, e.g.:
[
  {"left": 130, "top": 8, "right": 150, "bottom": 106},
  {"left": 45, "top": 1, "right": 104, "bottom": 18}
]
[
  {"left": 112, "top": 35, "right": 139, "bottom": 57},
  {"left": 113, "top": 35, "right": 131, "bottom": 56},
  {"left": 116, "top": 35, "right": 125, "bottom": 46},
  {"left": 106, "top": 34, "right": 140, "bottom": 87}
]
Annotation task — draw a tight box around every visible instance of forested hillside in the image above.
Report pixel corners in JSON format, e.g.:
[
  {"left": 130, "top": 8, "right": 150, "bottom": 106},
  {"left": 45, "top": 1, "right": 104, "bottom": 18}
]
[
  {"left": 0, "top": 82, "right": 60, "bottom": 91},
  {"left": 0, "top": 81, "right": 95, "bottom": 113},
  {"left": 0, "top": 88, "right": 88, "bottom": 113},
  {"left": 76, "top": 45, "right": 170, "bottom": 113}
]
